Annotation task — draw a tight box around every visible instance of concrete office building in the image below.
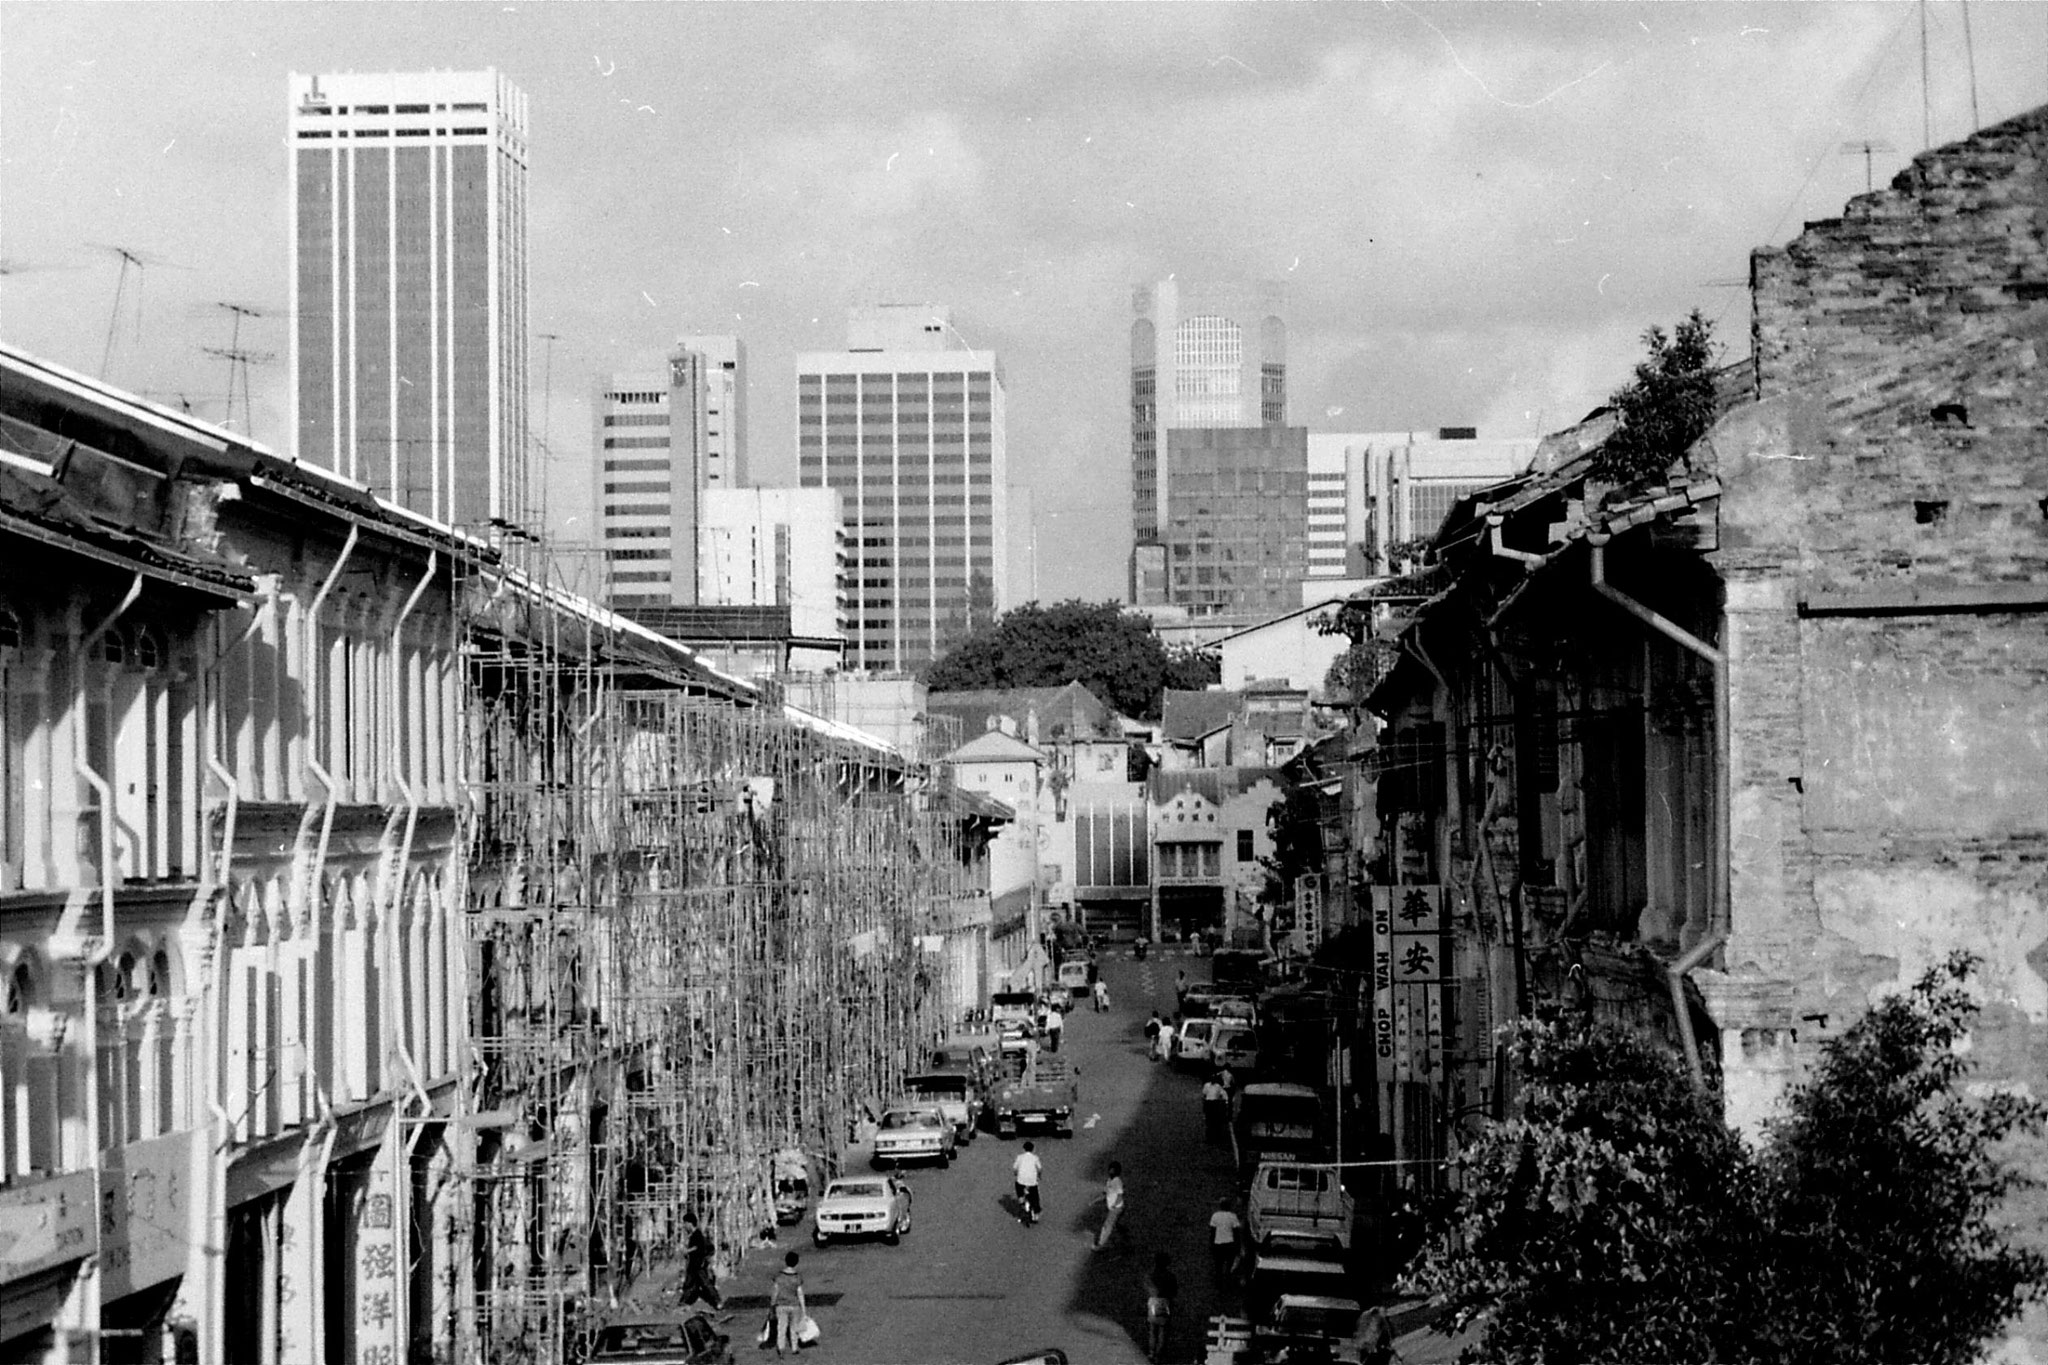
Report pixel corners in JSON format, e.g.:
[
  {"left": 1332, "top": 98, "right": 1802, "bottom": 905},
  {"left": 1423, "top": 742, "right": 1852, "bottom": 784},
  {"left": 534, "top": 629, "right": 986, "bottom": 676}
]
[
  {"left": 288, "top": 69, "right": 531, "bottom": 528},
  {"left": 797, "top": 305, "right": 1008, "bottom": 673},
  {"left": 1302, "top": 428, "right": 1538, "bottom": 598},
  {"left": 1130, "top": 280, "right": 1289, "bottom": 606},
  {"left": 592, "top": 336, "right": 747, "bottom": 610},
  {"left": 698, "top": 486, "right": 853, "bottom": 646}
]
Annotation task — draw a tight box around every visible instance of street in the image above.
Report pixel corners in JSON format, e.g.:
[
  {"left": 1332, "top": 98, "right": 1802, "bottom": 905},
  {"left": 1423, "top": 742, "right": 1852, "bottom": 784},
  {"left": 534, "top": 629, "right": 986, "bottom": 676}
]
[{"left": 684, "top": 949, "right": 1471, "bottom": 1365}]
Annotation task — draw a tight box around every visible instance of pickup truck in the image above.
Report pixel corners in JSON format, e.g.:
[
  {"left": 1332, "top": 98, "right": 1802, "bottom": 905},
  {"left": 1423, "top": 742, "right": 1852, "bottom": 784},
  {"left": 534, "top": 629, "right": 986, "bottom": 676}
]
[
  {"left": 1247, "top": 1161, "right": 1354, "bottom": 1252},
  {"left": 988, "top": 1052, "right": 1078, "bottom": 1139},
  {"left": 991, "top": 990, "right": 1039, "bottom": 1031}
]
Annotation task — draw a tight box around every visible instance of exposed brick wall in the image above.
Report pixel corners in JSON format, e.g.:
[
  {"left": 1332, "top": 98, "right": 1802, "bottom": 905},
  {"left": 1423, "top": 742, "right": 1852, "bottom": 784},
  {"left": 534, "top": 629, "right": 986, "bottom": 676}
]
[{"left": 1751, "top": 102, "right": 2048, "bottom": 398}]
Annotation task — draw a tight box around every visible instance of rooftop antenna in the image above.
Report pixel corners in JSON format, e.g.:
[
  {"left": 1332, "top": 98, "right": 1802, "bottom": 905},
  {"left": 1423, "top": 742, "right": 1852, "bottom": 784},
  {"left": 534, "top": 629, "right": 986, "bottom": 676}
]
[
  {"left": 537, "top": 331, "right": 562, "bottom": 532},
  {"left": 1960, "top": 0, "right": 1980, "bottom": 132},
  {"left": 1919, "top": 0, "right": 1932, "bottom": 150},
  {"left": 1840, "top": 139, "right": 1895, "bottom": 194},
  {"left": 200, "top": 344, "right": 277, "bottom": 436},
  {"left": 87, "top": 243, "right": 186, "bottom": 381},
  {"left": 207, "top": 302, "right": 278, "bottom": 433}
]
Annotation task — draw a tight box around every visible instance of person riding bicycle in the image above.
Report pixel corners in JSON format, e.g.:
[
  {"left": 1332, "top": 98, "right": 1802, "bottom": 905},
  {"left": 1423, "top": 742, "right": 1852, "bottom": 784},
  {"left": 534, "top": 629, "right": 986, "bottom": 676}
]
[{"left": 1012, "top": 1140, "right": 1044, "bottom": 1225}]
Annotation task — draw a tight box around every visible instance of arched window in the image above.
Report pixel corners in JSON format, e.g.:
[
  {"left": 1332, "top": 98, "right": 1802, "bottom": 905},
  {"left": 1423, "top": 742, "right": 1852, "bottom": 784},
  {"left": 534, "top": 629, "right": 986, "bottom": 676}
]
[
  {"left": 101, "top": 629, "right": 126, "bottom": 665},
  {"left": 5, "top": 963, "right": 29, "bottom": 1014},
  {"left": 0, "top": 605, "right": 19, "bottom": 650},
  {"left": 148, "top": 950, "right": 169, "bottom": 998},
  {"left": 114, "top": 952, "right": 136, "bottom": 1002},
  {"left": 131, "top": 626, "right": 162, "bottom": 671}
]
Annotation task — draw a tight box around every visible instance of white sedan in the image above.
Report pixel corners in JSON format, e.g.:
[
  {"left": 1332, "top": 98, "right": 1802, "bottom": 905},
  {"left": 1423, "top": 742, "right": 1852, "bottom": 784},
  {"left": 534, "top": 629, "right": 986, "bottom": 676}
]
[
  {"left": 812, "top": 1175, "right": 912, "bottom": 1246},
  {"left": 871, "top": 1103, "right": 958, "bottom": 1167}
]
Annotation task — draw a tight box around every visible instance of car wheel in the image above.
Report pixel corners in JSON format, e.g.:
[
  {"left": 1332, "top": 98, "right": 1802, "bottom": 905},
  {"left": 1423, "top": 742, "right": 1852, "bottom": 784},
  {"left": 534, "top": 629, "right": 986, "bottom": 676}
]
[
  {"left": 813, "top": 1230, "right": 829, "bottom": 1248},
  {"left": 883, "top": 1221, "right": 901, "bottom": 1246}
]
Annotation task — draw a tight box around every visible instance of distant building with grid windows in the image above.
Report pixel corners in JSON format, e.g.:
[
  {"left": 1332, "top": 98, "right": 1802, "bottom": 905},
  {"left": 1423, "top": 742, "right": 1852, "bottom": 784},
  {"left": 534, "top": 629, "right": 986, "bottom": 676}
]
[
  {"left": 797, "top": 305, "right": 1008, "bottom": 673},
  {"left": 589, "top": 336, "right": 748, "bottom": 610},
  {"left": 1303, "top": 429, "right": 1538, "bottom": 596},
  {"left": 1130, "top": 280, "right": 1292, "bottom": 610}
]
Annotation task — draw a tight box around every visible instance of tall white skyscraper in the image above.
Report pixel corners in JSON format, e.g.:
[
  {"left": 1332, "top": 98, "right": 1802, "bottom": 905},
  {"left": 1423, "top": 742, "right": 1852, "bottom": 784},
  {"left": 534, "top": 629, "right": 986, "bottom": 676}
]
[
  {"left": 797, "top": 305, "right": 1008, "bottom": 673},
  {"left": 288, "top": 70, "right": 531, "bottom": 528}
]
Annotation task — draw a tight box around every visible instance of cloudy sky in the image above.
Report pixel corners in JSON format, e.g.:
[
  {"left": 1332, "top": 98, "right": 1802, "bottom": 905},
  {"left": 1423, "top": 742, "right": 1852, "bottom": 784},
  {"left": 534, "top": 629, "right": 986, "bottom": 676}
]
[{"left": 3, "top": 2, "right": 2043, "bottom": 601}]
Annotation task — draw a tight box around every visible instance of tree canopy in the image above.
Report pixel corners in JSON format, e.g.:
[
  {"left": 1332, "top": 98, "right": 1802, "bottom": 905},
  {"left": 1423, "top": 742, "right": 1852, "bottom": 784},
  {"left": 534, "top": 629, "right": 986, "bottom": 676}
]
[
  {"left": 923, "top": 599, "right": 1216, "bottom": 721},
  {"left": 1589, "top": 309, "right": 1720, "bottom": 488},
  {"left": 1407, "top": 953, "right": 2046, "bottom": 1365}
]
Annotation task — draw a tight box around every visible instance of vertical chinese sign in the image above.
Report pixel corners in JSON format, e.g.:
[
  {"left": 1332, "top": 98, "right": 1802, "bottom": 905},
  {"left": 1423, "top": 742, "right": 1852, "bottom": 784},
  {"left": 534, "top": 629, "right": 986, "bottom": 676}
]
[
  {"left": 355, "top": 1134, "right": 402, "bottom": 1364},
  {"left": 1373, "top": 885, "right": 1446, "bottom": 1168}
]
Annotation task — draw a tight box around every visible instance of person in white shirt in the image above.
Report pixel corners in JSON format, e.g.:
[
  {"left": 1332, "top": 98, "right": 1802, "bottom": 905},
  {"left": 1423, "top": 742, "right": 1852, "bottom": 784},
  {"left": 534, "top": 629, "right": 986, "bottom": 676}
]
[
  {"left": 1201, "top": 1076, "right": 1229, "bottom": 1142},
  {"left": 1094, "top": 1161, "right": 1127, "bottom": 1249},
  {"left": 1208, "top": 1197, "right": 1245, "bottom": 1284},
  {"left": 1093, "top": 978, "right": 1110, "bottom": 1012},
  {"left": 1044, "top": 1002, "right": 1065, "bottom": 1052},
  {"left": 1012, "top": 1141, "right": 1043, "bottom": 1224}
]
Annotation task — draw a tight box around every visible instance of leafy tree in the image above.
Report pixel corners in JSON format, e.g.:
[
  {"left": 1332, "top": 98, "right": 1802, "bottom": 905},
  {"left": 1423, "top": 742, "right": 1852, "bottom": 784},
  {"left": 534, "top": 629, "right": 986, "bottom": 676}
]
[
  {"left": 1754, "top": 953, "right": 2048, "bottom": 1365},
  {"left": 923, "top": 599, "right": 1213, "bottom": 720},
  {"left": 1405, "top": 1014, "right": 1761, "bottom": 1364},
  {"left": 1407, "top": 953, "right": 2046, "bottom": 1364},
  {"left": 1589, "top": 309, "right": 1719, "bottom": 488}
]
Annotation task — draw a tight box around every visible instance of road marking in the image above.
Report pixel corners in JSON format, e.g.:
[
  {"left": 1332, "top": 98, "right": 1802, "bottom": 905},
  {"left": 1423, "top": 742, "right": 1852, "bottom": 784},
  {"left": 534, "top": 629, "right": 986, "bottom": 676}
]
[
  {"left": 886, "top": 1292, "right": 1008, "bottom": 1300},
  {"left": 1083, "top": 1113, "right": 1100, "bottom": 1129}
]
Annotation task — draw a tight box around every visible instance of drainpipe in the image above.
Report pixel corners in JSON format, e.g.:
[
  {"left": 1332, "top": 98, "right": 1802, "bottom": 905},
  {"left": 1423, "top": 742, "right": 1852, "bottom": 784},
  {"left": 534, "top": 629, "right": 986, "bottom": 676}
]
[
  {"left": 1588, "top": 535, "right": 1731, "bottom": 1091},
  {"left": 69, "top": 570, "right": 142, "bottom": 1361},
  {"left": 304, "top": 527, "right": 360, "bottom": 893},
  {"left": 384, "top": 553, "right": 438, "bottom": 1118},
  {"left": 1487, "top": 517, "right": 1549, "bottom": 569}
]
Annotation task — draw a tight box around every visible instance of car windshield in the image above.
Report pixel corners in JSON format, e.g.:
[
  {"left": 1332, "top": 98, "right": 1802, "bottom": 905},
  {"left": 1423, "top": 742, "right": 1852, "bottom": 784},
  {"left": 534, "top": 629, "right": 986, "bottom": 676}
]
[
  {"left": 880, "top": 1110, "right": 940, "bottom": 1129},
  {"left": 1274, "top": 1302, "right": 1361, "bottom": 1336},
  {"left": 907, "top": 1075, "right": 967, "bottom": 1096},
  {"left": 1215, "top": 1029, "right": 1253, "bottom": 1049},
  {"left": 826, "top": 1180, "right": 888, "bottom": 1199},
  {"left": 1183, "top": 1021, "right": 1214, "bottom": 1040}
]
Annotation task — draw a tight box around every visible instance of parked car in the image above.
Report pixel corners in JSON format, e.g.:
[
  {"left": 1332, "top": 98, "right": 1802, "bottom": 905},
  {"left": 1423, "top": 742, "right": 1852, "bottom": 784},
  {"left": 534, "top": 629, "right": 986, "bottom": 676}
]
[
  {"left": 588, "top": 1312, "right": 735, "bottom": 1364},
  {"left": 1247, "top": 1160, "right": 1354, "bottom": 1252},
  {"left": 871, "top": 1103, "right": 958, "bottom": 1167},
  {"left": 1041, "top": 984, "right": 1073, "bottom": 1014},
  {"left": 904, "top": 1069, "right": 981, "bottom": 1143},
  {"left": 1172, "top": 1018, "right": 1218, "bottom": 1069},
  {"left": 990, "top": 990, "right": 1038, "bottom": 1031},
  {"left": 1211, "top": 1023, "right": 1261, "bottom": 1075},
  {"left": 1210, "top": 994, "right": 1258, "bottom": 1028},
  {"left": 812, "top": 1174, "right": 913, "bottom": 1246},
  {"left": 1180, "top": 982, "right": 1221, "bottom": 1017}
]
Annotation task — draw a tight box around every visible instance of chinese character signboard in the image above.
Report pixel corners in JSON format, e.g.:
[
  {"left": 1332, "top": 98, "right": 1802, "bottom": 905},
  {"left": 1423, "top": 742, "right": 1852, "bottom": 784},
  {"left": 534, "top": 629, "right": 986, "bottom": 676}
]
[
  {"left": 1373, "top": 884, "right": 1446, "bottom": 1083},
  {"left": 1296, "top": 874, "right": 1323, "bottom": 952}
]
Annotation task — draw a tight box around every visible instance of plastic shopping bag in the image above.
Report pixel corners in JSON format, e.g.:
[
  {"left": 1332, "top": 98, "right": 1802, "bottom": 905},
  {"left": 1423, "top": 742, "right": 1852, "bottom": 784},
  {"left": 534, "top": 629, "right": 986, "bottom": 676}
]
[
  {"left": 796, "top": 1313, "right": 821, "bottom": 1347},
  {"left": 758, "top": 1314, "right": 774, "bottom": 1349}
]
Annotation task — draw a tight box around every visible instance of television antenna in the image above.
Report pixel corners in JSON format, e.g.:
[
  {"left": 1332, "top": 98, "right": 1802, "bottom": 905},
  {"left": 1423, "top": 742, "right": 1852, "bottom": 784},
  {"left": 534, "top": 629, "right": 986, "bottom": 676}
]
[
  {"left": 205, "top": 302, "right": 279, "bottom": 434},
  {"left": 0, "top": 257, "right": 83, "bottom": 280},
  {"left": 87, "top": 243, "right": 187, "bottom": 381},
  {"left": 200, "top": 345, "right": 277, "bottom": 437},
  {"left": 1840, "top": 139, "right": 1896, "bottom": 194}
]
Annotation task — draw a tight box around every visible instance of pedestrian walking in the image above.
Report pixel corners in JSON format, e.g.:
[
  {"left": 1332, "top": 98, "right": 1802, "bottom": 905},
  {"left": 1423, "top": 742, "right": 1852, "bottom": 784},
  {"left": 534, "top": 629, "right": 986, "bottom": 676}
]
[
  {"left": 1152, "top": 1016, "right": 1174, "bottom": 1063},
  {"left": 1093, "top": 978, "right": 1109, "bottom": 1012},
  {"left": 1175, "top": 969, "right": 1188, "bottom": 1008},
  {"left": 1143, "top": 1011, "right": 1162, "bottom": 1060},
  {"left": 1201, "top": 1075, "right": 1229, "bottom": 1142},
  {"left": 1044, "top": 1003, "right": 1064, "bottom": 1053},
  {"left": 1144, "top": 1252, "right": 1178, "bottom": 1362},
  {"left": 1208, "top": 1197, "right": 1245, "bottom": 1286},
  {"left": 1216, "top": 1064, "right": 1236, "bottom": 1095},
  {"left": 680, "top": 1210, "right": 722, "bottom": 1309},
  {"left": 1094, "top": 1161, "right": 1127, "bottom": 1250},
  {"left": 1012, "top": 1140, "right": 1043, "bottom": 1225},
  {"left": 769, "top": 1251, "right": 806, "bottom": 1357}
]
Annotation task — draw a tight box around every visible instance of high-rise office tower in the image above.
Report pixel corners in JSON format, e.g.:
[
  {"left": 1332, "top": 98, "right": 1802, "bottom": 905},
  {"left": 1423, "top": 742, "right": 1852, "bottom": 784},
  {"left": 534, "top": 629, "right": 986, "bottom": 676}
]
[
  {"left": 288, "top": 70, "right": 531, "bottom": 528},
  {"left": 1130, "top": 280, "right": 1301, "bottom": 613},
  {"left": 797, "top": 305, "right": 1008, "bottom": 673},
  {"left": 590, "top": 336, "right": 749, "bottom": 610}
]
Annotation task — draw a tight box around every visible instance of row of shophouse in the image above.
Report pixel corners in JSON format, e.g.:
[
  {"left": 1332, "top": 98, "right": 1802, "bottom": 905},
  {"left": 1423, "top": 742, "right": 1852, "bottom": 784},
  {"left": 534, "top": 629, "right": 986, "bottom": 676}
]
[
  {"left": 1281, "top": 101, "right": 2048, "bottom": 1357},
  {"left": 0, "top": 342, "right": 1010, "bottom": 1364}
]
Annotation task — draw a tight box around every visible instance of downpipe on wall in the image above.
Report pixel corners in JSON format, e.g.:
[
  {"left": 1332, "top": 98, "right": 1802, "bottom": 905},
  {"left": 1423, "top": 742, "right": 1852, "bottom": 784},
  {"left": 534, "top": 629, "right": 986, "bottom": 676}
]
[
  {"left": 304, "top": 526, "right": 359, "bottom": 892},
  {"left": 68, "top": 569, "right": 142, "bottom": 1359},
  {"left": 1588, "top": 535, "right": 1730, "bottom": 1091}
]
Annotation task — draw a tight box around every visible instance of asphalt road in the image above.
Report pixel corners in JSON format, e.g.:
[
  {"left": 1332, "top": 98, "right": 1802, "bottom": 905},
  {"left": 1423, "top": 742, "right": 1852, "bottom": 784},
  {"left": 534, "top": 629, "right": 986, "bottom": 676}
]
[{"left": 711, "top": 947, "right": 1245, "bottom": 1365}]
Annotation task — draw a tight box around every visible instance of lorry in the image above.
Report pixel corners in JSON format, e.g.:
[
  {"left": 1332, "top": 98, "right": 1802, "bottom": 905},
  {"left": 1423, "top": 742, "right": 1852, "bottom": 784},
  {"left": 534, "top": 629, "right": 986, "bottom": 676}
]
[
  {"left": 1246, "top": 1161, "right": 1354, "bottom": 1252},
  {"left": 1056, "top": 957, "right": 1095, "bottom": 996},
  {"left": 904, "top": 1067, "right": 982, "bottom": 1143},
  {"left": 987, "top": 1051, "right": 1079, "bottom": 1139},
  {"left": 1232, "top": 1082, "right": 1325, "bottom": 1176}
]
